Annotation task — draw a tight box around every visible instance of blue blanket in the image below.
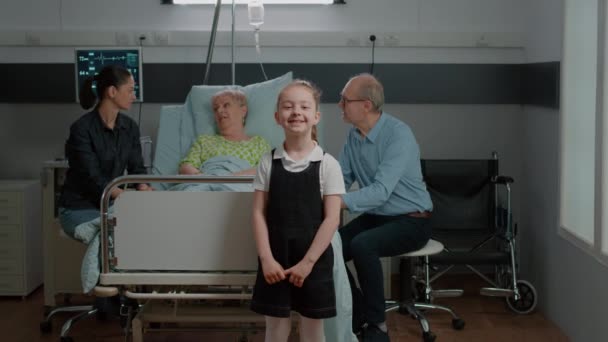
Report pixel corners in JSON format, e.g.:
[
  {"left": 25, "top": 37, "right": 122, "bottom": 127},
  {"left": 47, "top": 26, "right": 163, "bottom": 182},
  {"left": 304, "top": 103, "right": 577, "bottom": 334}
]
[
  {"left": 170, "top": 156, "right": 254, "bottom": 192},
  {"left": 74, "top": 216, "right": 103, "bottom": 294}
]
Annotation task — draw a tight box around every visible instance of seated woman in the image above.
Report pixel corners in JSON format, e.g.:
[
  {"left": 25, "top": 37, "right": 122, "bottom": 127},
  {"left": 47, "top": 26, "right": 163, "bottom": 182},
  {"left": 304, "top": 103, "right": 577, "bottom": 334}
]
[
  {"left": 179, "top": 89, "right": 271, "bottom": 176},
  {"left": 59, "top": 65, "right": 152, "bottom": 238}
]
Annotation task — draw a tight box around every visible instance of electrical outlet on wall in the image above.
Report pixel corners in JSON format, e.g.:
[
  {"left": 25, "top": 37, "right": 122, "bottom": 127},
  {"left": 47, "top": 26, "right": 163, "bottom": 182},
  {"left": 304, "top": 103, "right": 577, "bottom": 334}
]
[
  {"left": 364, "top": 34, "right": 377, "bottom": 47},
  {"left": 475, "top": 34, "right": 489, "bottom": 47},
  {"left": 154, "top": 32, "right": 169, "bottom": 46},
  {"left": 115, "top": 32, "right": 130, "bottom": 46},
  {"left": 25, "top": 33, "right": 40, "bottom": 46},
  {"left": 346, "top": 37, "right": 361, "bottom": 47},
  {"left": 383, "top": 34, "right": 399, "bottom": 47},
  {"left": 135, "top": 32, "right": 151, "bottom": 46}
]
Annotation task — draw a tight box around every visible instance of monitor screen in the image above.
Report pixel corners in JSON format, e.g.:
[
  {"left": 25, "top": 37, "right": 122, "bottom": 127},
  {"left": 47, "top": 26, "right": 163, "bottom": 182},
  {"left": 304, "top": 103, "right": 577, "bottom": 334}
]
[{"left": 75, "top": 47, "right": 143, "bottom": 102}]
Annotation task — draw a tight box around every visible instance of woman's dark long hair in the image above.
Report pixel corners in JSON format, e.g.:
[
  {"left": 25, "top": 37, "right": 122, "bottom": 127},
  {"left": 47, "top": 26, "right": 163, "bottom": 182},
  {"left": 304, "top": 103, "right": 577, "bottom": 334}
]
[{"left": 79, "top": 65, "right": 132, "bottom": 110}]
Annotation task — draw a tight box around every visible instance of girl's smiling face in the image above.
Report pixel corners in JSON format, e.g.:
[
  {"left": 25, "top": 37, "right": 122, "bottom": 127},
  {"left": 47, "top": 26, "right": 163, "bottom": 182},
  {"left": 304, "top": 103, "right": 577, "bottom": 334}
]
[{"left": 275, "top": 85, "right": 320, "bottom": 138}]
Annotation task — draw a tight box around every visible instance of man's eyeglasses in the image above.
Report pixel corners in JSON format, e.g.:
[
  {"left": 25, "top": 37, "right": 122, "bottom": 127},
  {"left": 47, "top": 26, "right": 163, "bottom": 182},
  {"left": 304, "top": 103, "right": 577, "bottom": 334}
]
[{"left": 339, "top": 96, "right": 368, "bottom": 105}]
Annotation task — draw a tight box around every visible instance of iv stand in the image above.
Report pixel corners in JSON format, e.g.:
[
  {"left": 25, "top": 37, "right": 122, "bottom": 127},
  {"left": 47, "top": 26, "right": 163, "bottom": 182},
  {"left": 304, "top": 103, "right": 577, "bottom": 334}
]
[
  {"left": 231, "top": 0, "right": 236, "bottom": 85},
  {"left": 203, "top": 0, "right": 237, "bottom": 85}
]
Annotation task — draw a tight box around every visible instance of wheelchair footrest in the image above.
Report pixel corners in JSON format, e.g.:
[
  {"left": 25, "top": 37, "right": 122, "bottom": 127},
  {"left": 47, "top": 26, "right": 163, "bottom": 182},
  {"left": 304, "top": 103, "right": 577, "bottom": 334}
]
[
  {"left": 430, "top": 251, "right": 510, "bottom": 265},
  {"left": 480, "top": 287, "right": 514, "bottom": 297},
  {"left": 432, "top": 289, "right": 464, "bottom": 298}
]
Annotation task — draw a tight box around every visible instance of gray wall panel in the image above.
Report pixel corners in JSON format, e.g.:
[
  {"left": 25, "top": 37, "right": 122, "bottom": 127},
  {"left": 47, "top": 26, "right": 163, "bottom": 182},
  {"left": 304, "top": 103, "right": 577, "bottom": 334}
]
[
  {"left": 522, "top": 62, "right": 560, "bottom": 108},
  {"left": 0, "top": 62, "right": 559, "bottom": 106},
  {"left": 2, "top": 64, "right": 75, "bottom": 103}
]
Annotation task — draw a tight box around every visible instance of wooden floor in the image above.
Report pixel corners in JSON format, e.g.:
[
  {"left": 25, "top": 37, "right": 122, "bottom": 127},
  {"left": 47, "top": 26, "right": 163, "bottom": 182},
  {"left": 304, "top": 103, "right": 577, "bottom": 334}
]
[{"left": 1, "top": 275, "right": 569, "bottom": 342}]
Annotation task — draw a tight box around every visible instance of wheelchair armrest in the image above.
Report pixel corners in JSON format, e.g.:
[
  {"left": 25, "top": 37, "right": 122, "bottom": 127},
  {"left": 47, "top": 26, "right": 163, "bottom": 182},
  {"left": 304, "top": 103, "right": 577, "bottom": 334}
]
[{"left": 491, "top": 175, "right": 514, "bottom": 184}]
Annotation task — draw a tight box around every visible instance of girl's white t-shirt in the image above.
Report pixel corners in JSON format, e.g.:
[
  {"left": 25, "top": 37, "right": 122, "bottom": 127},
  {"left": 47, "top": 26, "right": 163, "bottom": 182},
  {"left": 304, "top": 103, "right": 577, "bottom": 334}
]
[{"left": 253, "top": 143, "right": 345, "bottom": 197}]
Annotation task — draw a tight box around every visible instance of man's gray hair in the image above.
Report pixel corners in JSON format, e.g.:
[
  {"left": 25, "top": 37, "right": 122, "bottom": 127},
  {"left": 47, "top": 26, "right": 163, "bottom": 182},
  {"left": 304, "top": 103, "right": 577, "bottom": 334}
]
[{"left": 351, "top": 73, "right": 384, "bottom": 112}]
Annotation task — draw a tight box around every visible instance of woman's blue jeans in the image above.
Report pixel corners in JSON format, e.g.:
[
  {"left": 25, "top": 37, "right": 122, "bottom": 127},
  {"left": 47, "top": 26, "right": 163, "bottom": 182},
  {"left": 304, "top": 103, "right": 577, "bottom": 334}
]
[{"left": 58, "top": 207, "right": 100, "bottom": 239}]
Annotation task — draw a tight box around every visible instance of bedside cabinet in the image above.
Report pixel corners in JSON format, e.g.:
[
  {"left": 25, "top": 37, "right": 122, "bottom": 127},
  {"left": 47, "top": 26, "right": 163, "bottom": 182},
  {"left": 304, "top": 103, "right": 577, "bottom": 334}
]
[
  {"left": 41, "top": 161, "right": 87, "bottom": 307},
  {"left": 0, "top": 180, "right": 42, "bottom": 296}
]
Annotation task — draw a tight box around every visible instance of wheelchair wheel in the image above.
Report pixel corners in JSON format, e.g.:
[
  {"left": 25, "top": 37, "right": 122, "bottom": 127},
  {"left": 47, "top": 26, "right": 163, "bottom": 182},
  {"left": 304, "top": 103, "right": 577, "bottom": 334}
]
[{"left": 506, "top": 280, "right": 537, "bottom": 314}]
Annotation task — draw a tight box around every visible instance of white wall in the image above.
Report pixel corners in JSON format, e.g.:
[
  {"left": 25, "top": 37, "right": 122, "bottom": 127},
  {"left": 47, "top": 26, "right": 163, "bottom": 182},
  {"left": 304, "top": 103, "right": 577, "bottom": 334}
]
[
  {"left": 0, "top": 0, "right": 525, "bottom": 33},
  {"left": 0, "top": 0, "right": 526, "bottom": 64},
  {"left": 524, "top": 0, "right": 563, "bottom": 63},
  {"left": 0, "top": 0, "right": 528, "bottom": 180},
  {"left": 521, "top": 1, "right": 608, "bottom": 341}
]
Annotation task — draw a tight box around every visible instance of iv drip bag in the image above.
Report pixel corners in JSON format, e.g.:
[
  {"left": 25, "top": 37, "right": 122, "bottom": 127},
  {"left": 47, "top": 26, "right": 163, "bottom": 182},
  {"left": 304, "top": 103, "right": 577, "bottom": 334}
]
[{"left": 248, "top": 0, "right": 264, "bottom": 27}]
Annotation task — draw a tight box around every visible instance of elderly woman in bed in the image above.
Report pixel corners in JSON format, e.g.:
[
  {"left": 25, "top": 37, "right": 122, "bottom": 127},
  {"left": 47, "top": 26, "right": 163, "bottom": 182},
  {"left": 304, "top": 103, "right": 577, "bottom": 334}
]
[{"left": 179, "top": 89, "right": 271, "bottom": 176}]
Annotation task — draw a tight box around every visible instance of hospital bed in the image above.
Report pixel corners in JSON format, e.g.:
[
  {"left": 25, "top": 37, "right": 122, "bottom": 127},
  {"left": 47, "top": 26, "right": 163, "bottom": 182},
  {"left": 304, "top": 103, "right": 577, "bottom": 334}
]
[
  {"left": 98, "top": 175, "right": 260, "bottom": 341},
  {"left": 65, "top": 72, "right": 355, "bottom": 341},
  {"left": 95, "top": 183, "right": 353, "bottom": 340}
]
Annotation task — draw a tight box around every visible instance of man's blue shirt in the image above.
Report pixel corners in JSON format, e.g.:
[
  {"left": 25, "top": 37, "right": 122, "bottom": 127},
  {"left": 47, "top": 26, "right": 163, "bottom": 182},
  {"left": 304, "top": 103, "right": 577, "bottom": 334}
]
[{"left": 339, "top": 112, "right": 433, "bottom": 215}]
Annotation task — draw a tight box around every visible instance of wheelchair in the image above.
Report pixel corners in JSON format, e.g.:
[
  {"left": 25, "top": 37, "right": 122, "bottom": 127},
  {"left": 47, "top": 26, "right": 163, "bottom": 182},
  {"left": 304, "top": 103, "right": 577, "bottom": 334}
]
[{"left": 417, "top": 151, "right": 537, "bottom": 314}]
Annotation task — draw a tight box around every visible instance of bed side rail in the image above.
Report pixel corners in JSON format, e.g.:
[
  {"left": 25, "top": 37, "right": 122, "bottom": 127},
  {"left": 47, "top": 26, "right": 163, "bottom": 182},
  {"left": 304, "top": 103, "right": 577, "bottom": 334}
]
[{"left": 99, "top": 175, "right": 254, "bottom": 274}]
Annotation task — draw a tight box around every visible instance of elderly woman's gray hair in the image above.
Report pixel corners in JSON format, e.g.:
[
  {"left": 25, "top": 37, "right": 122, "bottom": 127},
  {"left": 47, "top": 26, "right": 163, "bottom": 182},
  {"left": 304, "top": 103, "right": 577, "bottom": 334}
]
[
  {"left": 211, "top": 88, "right": 248, "bottom": 124},
  {"left": 211, "top": 89, "right": 248, "bottom": 108}
]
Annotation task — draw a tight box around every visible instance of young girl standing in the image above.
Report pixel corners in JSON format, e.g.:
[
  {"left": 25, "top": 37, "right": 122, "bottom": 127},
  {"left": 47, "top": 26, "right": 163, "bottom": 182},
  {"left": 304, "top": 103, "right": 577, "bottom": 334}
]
[{"left": 250, "top": 80, "right": 345, "bottom": 342}]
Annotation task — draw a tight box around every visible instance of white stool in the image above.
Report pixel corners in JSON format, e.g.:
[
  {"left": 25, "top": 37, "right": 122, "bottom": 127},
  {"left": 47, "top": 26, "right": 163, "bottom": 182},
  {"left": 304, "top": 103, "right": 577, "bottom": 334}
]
[{"left": 386, "top": 239, "right": 465, "bottom": 342}]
